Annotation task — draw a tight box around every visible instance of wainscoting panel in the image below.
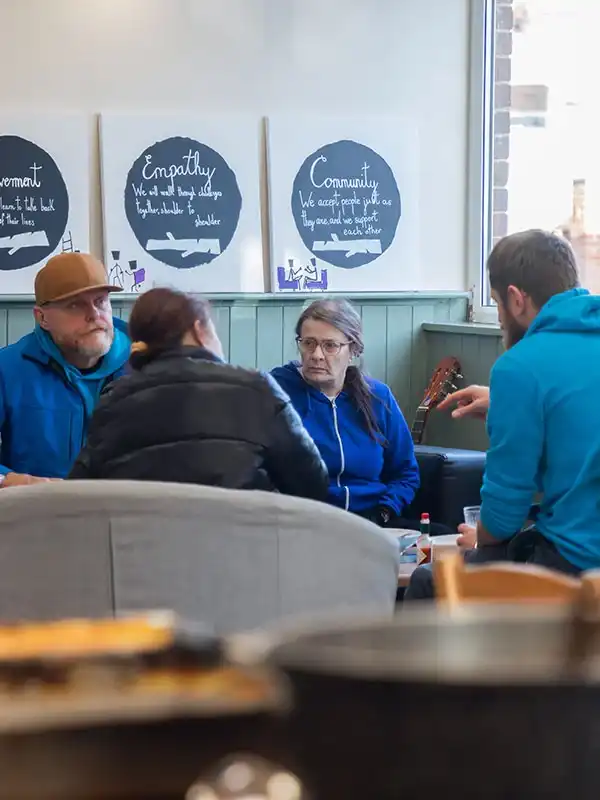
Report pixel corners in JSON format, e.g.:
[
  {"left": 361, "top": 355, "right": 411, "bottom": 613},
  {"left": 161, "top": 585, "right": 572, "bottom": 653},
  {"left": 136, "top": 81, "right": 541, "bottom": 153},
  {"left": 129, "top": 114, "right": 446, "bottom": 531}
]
[
  {"left": 0, "top": 293, "right": 467, "bottom": 422},
  {"left": 422, "top": 327, "right": 504, "bottom": 451}
]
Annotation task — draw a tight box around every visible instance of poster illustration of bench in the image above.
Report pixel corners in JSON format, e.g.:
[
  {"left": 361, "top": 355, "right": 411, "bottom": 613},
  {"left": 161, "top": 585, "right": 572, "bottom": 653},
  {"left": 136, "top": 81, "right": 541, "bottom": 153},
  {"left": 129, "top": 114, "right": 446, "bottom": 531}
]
[
  {"left": 0, "top": 114, "right": 89, "bottom": 294},
  {"left": 100, "top": 114, "right": 264, "bottom": 294},
  {"left": 268, "top": 116, "right": 419, "bottom": 292}
]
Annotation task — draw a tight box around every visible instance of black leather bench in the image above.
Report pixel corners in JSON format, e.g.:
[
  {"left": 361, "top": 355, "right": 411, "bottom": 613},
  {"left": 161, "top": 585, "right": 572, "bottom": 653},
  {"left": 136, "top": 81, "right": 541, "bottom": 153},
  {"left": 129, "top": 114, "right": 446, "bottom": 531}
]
[{"left": 404, "top": 445, "right": 486, "bottom": 532}]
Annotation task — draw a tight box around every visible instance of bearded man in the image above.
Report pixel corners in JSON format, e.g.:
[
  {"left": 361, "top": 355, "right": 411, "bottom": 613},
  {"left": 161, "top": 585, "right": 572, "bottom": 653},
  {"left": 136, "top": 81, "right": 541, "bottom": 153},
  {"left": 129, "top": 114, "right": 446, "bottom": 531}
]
[
  {"left": 406, "top": 229, "right": 600, "bottom": 599},
  {"left": 0, "top": 253, "right": 130, "bottom": 486}
]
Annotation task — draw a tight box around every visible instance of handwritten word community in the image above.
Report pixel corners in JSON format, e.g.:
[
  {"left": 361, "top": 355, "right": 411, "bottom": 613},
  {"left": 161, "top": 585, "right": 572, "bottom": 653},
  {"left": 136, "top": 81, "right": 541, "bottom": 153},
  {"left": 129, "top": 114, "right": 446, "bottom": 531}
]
[{"left": 309, "top": 157, "right": 378, "bottom": 192}]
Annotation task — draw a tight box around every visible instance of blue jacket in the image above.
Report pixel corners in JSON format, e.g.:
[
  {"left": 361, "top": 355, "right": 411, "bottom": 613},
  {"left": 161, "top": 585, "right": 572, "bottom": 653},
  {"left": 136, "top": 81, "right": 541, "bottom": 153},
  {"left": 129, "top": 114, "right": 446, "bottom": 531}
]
[
  {"left": 0, "top": 318, "right": 130, "bottom": 479},
  {"left": 482, "top": 288, "right": 600, "bottom": 570},
  {"left": 271, "top": 362, "right": 419, "bottom": 515}
]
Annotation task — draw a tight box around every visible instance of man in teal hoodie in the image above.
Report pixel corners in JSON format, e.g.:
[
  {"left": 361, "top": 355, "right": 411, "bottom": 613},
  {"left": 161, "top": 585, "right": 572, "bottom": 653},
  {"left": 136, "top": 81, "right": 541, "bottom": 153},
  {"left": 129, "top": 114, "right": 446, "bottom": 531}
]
[
  {"left": 0, "top": 252, "right": 130, "bottom": 486},
  {"left": 406, "top": 229, "right": 600, "bottom": 599}
]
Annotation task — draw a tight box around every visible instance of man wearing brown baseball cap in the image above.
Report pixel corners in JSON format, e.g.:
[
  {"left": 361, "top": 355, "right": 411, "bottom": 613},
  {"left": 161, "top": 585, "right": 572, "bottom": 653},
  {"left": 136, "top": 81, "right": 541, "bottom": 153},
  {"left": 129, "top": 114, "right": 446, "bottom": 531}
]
[{"left": 0, "top": 252, "right": 131, "bottom": 487}]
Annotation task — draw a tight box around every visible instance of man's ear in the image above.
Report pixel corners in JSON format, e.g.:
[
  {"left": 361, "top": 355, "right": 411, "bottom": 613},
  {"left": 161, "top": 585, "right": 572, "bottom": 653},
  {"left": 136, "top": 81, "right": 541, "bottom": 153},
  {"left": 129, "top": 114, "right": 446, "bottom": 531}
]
[
  {"left": 33, "top": 306, "right": 49, "bottom": 330},
  {"left": 506, "top": 284, "right": 527, "bottom": 316}
]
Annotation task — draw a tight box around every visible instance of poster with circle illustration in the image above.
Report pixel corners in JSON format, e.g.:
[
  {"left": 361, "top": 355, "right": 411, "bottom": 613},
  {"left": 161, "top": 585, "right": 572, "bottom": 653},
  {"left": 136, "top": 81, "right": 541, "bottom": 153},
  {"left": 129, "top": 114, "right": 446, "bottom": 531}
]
[
  {"left": 268, "top": 116, "right": 419, "bottom": 292},
  {"left": 0, "top": 114, "right": 89, "bottom": 293},
  {"left": 100, "top": 114, "right": 264, "bottom": 294}
]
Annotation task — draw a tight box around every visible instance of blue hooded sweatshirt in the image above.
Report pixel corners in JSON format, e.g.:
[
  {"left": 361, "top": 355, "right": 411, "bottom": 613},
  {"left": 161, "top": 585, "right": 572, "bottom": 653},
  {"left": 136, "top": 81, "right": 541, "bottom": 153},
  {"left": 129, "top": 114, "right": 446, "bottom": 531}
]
[
  {"left": 271, "top": 362, "right": 419, "bottom": 515},
  {"left": 482, "top": 288, "right": 600, "bottom": 570},
  {"left": 0, "top": 317, "right": 130, "bottom": 479}
]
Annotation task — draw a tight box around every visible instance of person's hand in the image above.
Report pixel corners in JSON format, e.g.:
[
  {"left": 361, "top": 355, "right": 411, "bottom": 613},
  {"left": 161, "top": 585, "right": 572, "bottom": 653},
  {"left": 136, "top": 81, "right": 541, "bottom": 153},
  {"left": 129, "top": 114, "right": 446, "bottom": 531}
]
[
  {"left": 437, "top": 385, "right": 490, "bottom": 419},
  {"left": 457, "top": 523, "right": 477, "bottom": 550},
  {"left": 377, "top": 506, "right": 392, "bottom": 526},
  {"left": 0, "top": 473, "right": 57, "bottom": 488}
]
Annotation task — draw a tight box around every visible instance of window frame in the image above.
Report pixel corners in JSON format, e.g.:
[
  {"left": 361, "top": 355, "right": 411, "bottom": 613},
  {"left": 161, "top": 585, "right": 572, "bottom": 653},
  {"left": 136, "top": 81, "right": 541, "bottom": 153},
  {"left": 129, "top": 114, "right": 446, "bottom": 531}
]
[{"left": 466, "top": 0, "right": 498, "bottom": 323}]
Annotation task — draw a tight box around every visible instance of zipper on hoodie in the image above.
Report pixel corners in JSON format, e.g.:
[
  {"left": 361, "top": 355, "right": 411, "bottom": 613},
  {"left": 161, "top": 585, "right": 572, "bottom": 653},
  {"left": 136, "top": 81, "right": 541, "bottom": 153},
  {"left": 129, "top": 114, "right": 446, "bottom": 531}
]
[{"left": 330, "top": 397, "right": 350, "bottom": 511}]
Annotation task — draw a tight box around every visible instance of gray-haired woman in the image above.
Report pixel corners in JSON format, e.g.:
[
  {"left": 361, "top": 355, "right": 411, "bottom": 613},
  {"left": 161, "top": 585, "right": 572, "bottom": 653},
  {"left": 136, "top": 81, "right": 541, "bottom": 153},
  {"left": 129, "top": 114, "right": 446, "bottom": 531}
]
[{"left": 271, "top": 298, "right": 423, "bottom": 529}]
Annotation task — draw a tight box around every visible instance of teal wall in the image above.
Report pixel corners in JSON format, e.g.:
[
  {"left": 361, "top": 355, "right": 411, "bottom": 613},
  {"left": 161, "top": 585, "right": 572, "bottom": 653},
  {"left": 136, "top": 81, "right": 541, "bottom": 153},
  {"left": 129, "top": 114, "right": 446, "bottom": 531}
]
[{"left": 2, "top": 292, "right": 467, "bottom": 426}]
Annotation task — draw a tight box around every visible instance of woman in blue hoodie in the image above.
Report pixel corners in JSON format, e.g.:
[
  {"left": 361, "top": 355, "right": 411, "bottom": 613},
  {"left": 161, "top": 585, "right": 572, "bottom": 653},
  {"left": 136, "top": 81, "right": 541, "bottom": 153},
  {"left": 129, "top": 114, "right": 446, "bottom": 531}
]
[{"left": 271, "top": 299, "right": 420, "bottom": 528}]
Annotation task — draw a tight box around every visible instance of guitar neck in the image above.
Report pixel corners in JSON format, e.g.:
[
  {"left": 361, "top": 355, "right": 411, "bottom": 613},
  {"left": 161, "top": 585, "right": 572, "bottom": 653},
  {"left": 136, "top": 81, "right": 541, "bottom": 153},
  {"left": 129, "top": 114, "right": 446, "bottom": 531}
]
[{"left": 411, "top": 405, "right": 429, "bottom": 445}]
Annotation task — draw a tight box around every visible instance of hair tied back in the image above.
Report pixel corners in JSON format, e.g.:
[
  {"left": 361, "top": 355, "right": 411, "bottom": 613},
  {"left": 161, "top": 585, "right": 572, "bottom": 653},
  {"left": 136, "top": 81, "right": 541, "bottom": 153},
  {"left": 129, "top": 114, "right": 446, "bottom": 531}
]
[{"left": 130, "top": 341, "right": 148, "bottom": 355}]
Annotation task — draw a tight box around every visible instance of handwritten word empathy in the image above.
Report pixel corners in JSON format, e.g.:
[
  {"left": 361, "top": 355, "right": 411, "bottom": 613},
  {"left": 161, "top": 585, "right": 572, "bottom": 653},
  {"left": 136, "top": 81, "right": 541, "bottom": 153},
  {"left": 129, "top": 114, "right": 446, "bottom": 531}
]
[{"left": 136, "top": 150, "right": 217, "bottom": 194}]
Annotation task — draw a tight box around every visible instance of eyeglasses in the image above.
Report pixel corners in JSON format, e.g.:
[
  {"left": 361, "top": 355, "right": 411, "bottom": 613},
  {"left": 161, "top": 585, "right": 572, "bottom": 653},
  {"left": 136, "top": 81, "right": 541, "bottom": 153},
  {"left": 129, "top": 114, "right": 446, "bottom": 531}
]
[
  {"left": 45, "top": 295, "right": 111, "bottom": 315},
  {"left": 296, "top": 337, "right": 351, "bottom": 355}
]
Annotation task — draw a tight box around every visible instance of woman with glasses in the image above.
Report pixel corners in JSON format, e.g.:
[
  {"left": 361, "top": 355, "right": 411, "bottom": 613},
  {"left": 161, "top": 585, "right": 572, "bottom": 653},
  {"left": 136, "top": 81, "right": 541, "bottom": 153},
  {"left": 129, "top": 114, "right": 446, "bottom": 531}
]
[
  {"left": 271, "top": 298, "right": 421, "bottom": 529},
  {"left": 69, "top": 288, "right": 328, "bottom": 501}
]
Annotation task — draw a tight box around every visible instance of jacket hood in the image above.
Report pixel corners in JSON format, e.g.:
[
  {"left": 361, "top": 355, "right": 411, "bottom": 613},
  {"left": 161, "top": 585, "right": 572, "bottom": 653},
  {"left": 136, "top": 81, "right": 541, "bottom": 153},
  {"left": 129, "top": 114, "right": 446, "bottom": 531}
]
[
  {"left": 271, "top": 361, "right": 305, "bottom": 388},
  {"left": 526, "top": 288, "right": 600, "bottom": 337},
  {"left": 33, "top": 316, "right": 130, "bottom": 382},
  {"left": 271, "top": 361, "right": 332, "bottom": 416}
]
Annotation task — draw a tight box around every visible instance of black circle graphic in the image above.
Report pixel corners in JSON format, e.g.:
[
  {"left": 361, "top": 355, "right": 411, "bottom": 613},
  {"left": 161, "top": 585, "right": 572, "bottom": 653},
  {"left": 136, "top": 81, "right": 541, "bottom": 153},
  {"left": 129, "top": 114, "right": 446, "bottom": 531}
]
[
  {"left": 124, "top": 136, "right": 242, "bottom": 269},
  {"left": 0, "top": 135, "right": 69, "bottom": 271},
  {"left": 291, "top": 139, "right": 401, "bottom": 269}
]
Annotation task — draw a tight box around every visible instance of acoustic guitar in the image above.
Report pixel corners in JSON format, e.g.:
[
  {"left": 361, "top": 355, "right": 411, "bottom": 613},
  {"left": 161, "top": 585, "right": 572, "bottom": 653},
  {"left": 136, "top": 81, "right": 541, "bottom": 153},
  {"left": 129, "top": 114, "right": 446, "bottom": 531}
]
[{"left": 411, "top": 356, "right": 462, "bottom": 444}]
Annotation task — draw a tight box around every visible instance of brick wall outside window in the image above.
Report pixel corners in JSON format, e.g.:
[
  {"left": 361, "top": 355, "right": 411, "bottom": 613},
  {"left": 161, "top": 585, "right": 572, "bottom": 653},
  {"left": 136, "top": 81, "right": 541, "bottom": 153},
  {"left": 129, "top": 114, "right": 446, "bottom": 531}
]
[{"left": 492, "top": 0, "right": 512, "bottom": 248}]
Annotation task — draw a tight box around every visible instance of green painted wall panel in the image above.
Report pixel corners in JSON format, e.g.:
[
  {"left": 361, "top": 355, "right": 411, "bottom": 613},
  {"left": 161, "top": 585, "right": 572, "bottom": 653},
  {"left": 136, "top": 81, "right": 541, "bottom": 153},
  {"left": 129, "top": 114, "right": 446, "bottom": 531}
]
[
  {"left": 7, "top": 308, "right": 34, "bottom": 345},
  {"left": 409, "top": 303, "right": 436, "bottom": 417},
  {"left": 385, "top": 305, "right": 414, "bottom": 415},
  {"left": 256, "top": 305, "right": 284, "bottom": 371},
  {"left": 0, "top": 310, "right": 7, "bottom": 349},
  {"left": 281, "top": 305, "right": 300, "bottom": 364},
  {"left": 360, "top": 305, "right": 388, "bottom": 382},
  {"left": 211, "top": 306, "right": 231, "bottom": 360},
  {"left": 228, "top": 305, "right": 258, "bottom": 368}
]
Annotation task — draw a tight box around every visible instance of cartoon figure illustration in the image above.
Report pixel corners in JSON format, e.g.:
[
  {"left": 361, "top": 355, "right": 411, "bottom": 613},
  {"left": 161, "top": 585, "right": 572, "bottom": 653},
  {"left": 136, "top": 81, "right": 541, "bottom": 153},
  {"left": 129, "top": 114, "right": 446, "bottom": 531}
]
[
  {"left": 276, "top": 260, "right": 300, "bottom": 290},
  {"left": 127, "top": 260, "right": 146, "bottom": 292},
  {"left": 109, "top": 250, "right": 126, "bottom": 289},
  {"left": 303, "top": 257, "right": 328, "bottom": 290},
  {"left": 109, "top": 252, "right": 147, "bottom": 292},
  {"left": 276, "top": 258, "right": 328, "bottom": 291}
]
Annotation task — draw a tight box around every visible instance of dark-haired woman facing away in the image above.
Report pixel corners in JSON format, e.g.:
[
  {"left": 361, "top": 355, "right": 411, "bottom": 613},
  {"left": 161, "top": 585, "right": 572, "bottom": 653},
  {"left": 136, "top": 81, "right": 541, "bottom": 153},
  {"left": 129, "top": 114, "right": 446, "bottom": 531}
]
[
  {"left": 69, "top": 288, "right": 328, "bottom": 500},
  {"left": 271, "top": 299, "right": 420, "bottom": 528}
]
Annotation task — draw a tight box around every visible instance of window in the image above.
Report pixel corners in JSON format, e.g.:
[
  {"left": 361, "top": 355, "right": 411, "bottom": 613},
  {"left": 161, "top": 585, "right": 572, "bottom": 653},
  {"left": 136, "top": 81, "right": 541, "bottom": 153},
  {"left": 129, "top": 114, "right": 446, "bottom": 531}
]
[{"left": 469, "top": 0, "right": 600, "bottom": 321}]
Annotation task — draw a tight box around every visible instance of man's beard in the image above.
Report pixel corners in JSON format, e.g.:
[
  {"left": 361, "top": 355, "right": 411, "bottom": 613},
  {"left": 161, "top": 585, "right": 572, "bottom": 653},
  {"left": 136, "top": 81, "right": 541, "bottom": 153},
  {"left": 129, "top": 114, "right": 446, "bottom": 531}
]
[
  {"left": 77, "top": 330, "right": 113, "bottom": 358},
  {"left": 60, "top": 329, "right": 113, "bottom": 362},
  {"left": 502, "top": 314, "right": 526, "bottom": 349}
]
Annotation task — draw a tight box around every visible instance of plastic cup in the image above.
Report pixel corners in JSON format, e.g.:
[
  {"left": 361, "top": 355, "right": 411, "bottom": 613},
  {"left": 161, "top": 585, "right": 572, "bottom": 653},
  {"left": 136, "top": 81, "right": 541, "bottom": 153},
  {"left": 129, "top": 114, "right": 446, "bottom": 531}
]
[{"left": 463, "top": 505, "right": 481, "bottom": 527}]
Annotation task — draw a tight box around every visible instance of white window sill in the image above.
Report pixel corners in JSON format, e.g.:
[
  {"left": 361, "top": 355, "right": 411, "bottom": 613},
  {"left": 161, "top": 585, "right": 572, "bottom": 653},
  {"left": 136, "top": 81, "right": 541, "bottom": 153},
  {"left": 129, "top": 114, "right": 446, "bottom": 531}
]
[{"left": 422, "top": 321, "right": 502, "bottom": 336}]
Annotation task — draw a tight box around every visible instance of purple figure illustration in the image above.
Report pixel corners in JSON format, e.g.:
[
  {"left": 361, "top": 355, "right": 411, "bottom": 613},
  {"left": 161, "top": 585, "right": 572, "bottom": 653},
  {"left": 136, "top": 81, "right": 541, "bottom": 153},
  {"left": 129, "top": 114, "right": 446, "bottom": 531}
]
[
  {"left": 127, "top": 260, "right": 146, "bottom": 292},
  {"left": 276, "top": 259, "right": 300, "bottom": 290},
  {"left": 303, "top": 257, "right": 328, "bottom": 290},
  {"left": 277, "top": 257, "right": 327, "bottom": 291}
]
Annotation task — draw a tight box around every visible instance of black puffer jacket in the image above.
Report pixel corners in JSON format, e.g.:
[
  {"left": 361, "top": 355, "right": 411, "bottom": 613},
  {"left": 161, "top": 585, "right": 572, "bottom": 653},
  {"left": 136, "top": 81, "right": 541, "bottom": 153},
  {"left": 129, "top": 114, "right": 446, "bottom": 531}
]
[{"left": 68, "top": 347, "right": 329, "bottom": 500}]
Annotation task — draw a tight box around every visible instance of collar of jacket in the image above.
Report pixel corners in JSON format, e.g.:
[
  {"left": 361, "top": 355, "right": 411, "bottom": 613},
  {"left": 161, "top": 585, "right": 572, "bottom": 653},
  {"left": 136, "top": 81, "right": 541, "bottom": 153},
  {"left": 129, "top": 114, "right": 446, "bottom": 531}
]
[{"left": 150, "top": 345, "right": 224, "bottom": 365}]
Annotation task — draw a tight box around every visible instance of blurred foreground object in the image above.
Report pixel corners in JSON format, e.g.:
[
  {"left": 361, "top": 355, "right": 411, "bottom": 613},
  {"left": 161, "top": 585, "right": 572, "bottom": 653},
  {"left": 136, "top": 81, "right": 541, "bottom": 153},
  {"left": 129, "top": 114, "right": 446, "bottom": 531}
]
[
  {"left": 434, "top": 551, "right": 583, "bottom": 607},
  {"left": 186, "top": 754, "right": 305, "bottom": 800},
  {"left": 0, "top": 612, "right": 285, "bottom": 799}
]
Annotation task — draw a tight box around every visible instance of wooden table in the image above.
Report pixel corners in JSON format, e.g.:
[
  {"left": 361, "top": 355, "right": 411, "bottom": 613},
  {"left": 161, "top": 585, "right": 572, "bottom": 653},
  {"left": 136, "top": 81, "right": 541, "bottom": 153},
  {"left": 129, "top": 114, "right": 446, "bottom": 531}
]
[{"left": 398, "top": 562, "right": 417, "bottom": 587}]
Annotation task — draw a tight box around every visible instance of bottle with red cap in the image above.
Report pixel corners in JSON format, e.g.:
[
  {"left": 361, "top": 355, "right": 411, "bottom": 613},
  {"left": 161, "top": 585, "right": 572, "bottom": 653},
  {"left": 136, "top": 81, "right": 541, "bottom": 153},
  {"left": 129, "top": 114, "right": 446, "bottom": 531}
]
[{"left": 416, "top": 513, "right": 432, "bottom": 565}]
